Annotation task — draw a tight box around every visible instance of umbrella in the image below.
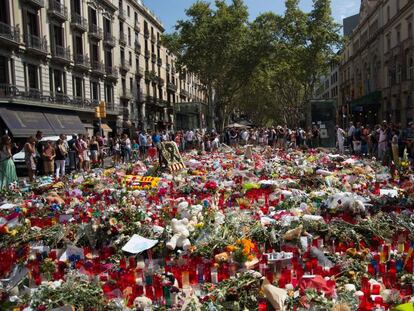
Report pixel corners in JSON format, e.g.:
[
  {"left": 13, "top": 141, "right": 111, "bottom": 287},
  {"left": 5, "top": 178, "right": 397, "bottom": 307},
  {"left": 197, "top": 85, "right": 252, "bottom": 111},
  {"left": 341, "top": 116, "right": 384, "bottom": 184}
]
[{"left": 225, "top": 123, "right": 250, "bottom": 129}]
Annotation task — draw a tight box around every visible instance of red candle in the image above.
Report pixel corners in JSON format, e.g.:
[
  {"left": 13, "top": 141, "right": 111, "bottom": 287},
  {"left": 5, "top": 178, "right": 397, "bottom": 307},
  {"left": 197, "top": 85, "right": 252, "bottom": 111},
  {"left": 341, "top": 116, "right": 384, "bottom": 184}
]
[{"left": 371, "top": 284, "right": 380, "bottom": 295}]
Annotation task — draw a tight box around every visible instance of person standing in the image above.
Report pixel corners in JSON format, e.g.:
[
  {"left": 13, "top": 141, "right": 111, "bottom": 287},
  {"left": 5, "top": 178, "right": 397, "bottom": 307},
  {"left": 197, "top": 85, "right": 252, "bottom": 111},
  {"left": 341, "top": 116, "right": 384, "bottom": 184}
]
[
  {"left": 0, "top": 135, "right": 18, "bottom": 189},
  {"left": 24, "top": 136, "right": 37, "bottom": 182},
  {"left": 35, "top": 130, "right": 44, "bottom": 175},
  {"left": 42, "top": 141, "right": 56, "bottom": 176},
  {"left": 311, "top": 125, "right": 320, "bottom": 148},
  {"left": 347, "top": 122, "right": 355, "bottom": 154},
  {"left": 377, "top": 122, "right": 389, "bottom": 161},
  {"left": 353, "top": 122, "right": 362, "bottom": 155},
  {"left": 89, "top": 136, "right": 100, "bottom": 164},
  {"left": 336, "top": 126, "right": 346, "bottom": 154},
  {"left": 124, "top": 134, "right": 132, "bottom": 163},
  {"left": 55, "top": 139, "right": 68, "bottom": 179},
  {"left": 391, "top": 129, "right": 400, "bottom": 164}
]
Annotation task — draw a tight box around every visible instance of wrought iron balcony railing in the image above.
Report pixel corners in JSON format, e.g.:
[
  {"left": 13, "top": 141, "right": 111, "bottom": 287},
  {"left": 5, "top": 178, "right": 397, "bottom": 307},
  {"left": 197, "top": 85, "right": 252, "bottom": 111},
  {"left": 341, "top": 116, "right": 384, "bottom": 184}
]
[
  {"left": 71, "top": 13, "right": 87, "bottom": 32},
  {"left": 25, "top": 34, "right": 48, "bottom": 53},
  {"left": 0, "top": 22, "right": 20, "bottom": 44}
]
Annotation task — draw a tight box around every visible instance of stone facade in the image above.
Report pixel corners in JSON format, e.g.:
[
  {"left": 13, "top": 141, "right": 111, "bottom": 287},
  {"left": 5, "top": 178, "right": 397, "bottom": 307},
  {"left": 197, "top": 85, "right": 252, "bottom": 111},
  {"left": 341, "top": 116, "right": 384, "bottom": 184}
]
[
  {"left": 0, "top": 0, "right": 207, "bottom": 135},
  {"left": 339, "top": 0, "right": 414, "bottom": 127}
]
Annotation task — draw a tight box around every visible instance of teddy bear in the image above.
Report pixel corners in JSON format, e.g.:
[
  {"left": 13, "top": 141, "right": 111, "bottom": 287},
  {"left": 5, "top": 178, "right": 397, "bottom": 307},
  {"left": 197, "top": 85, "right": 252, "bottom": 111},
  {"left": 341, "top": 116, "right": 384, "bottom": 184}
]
[
  {"left": 177, "top": 201, "right": 203, "bottom": 232},
  {"left": 324, "top": 192, "right": 366, "bottom": 215},
  {"left": 166, "top": 218, "right": 191, "bottom": 251}
]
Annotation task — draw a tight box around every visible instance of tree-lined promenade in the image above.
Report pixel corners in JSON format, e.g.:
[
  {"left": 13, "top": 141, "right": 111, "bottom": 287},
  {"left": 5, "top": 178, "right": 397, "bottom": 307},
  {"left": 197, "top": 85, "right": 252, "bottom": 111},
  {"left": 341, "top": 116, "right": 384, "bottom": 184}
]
[{"left": 163, "top": 0, "right": 342, "bottom": 130}]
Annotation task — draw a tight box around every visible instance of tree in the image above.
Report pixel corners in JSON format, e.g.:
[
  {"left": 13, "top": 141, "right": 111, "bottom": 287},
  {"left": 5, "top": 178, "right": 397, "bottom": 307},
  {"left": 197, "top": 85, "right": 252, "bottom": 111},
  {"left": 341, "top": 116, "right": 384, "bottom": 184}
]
[
  {"left": 164, "top": 0, "right": 342, "bottom": 129},
  {"left": 163, "top": 0, "right": 259, "bottom": 130}
]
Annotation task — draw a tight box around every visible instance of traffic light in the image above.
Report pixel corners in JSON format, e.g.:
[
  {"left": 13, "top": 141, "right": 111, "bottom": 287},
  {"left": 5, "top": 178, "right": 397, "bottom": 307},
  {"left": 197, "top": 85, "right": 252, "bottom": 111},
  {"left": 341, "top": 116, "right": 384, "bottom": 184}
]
[
  {"left": 99, "top": 101, "right": 107, "bottom": 118},
  {"left": 95, "top": 106, "right": 101, "bottom": 118}
]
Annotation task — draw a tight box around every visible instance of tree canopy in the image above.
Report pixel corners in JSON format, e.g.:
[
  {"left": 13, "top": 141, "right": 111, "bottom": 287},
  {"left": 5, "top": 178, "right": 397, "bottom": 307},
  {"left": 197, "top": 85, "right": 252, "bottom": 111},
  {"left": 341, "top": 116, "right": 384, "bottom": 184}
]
[{"left": 162, "top": 0, "right": 342, "bottom": 129}]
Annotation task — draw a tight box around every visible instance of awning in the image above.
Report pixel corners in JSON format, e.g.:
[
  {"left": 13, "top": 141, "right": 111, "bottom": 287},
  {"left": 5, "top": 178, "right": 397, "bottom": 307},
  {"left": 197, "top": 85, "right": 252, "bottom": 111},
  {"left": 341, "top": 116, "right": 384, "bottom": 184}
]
[
  {"left": 350, "top": 91, "right": 382, "bottom": 112},
  {"left": 44, "top": 113, "right": 86, "bottom": 135},
  {"left": 101, "top": 124, "right": 113, "bottom": 132},
  {"left": 0, "top": 107, "right": 55, "bottom": 137}
]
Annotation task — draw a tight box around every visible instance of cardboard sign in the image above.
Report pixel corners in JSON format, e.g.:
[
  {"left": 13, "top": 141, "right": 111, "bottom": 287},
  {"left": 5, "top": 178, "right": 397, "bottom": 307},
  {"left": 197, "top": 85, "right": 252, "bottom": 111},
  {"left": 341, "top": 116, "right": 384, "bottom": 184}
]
[
  {"left": 158, "top": 142, "right": 185, "bottom": 172},
  {"left": 123, "top": 176, "right": 160, "bottom": 190}
]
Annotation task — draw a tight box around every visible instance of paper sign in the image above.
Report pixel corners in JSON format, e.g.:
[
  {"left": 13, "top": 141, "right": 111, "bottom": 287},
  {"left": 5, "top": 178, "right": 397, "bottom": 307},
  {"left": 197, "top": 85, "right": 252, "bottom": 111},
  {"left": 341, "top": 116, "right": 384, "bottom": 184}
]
[
  {"left": 2, "top": 265, "right": 28, "bottom": 290},
  {"left": 0, "top": 203, "right": 16, "bottom": 210},
  {"left": 123, "top": 176, "right": 160, "bottom": 190},
  {"left": 380, "top": 189, "right": 398, "bottom": 198},
  {"left": 122, "top": 234, "right": 158, "bottom": 254},
  {"left": 59, "top": 245, "right": 85, "bottom": 262}
]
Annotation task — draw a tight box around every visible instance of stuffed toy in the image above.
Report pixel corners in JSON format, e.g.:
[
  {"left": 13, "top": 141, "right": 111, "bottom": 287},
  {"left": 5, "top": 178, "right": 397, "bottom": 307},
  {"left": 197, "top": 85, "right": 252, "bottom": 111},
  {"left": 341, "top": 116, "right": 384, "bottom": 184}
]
[
  {"left": 324, "top": 192, "right": 366, "bottom": 214},
  {"left": 166, "top": 218, "right": 191, "bottom": 250},
  {"left": 46, "top": 191, "right": 65, "bottom": 205},
  {"left": 133, "top": 296, "right": 152, "bottom": 310},
  {"left": 177, "top": 201, "right": 203, "bottom": 231}
]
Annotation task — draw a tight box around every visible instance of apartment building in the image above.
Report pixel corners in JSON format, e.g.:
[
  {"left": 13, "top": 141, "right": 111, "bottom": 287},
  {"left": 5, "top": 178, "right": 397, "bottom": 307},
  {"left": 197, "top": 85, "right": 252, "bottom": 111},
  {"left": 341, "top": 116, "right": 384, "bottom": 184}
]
[
  {"left": 339, "top": 0, "right": 414, "bottom": 127},
  {"left": 0, "top": 0, "right": 207, "bottom": 138}
]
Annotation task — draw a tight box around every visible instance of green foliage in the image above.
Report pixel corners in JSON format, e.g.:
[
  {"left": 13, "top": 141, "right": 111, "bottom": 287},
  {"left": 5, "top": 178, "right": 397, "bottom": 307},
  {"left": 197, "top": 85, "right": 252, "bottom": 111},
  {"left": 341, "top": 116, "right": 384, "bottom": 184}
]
[{"left": 163, "top": 0, "right": 343, "bottom": 127}]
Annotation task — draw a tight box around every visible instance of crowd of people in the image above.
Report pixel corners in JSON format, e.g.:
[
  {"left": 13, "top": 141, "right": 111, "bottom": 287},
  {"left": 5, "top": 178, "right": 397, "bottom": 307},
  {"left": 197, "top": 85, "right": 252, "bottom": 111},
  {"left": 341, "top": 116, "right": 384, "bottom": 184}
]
[
  {"left": 336, "top": 121, "right": 414, "bottom": 164},
  {"left": 2, "top": 121, "right": 414, "bottom": 190}
]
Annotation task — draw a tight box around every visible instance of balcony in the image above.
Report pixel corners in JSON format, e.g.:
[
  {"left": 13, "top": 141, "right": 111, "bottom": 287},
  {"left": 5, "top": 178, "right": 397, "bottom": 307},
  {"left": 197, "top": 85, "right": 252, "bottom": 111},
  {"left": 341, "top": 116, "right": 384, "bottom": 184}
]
[
  {"left": 73, "top": 54, "right": 90, "bottom": 70},
  {"left": 158, "top": 77, "right": 165, "bottom": 87},
  {"left": 119, "top": 32, "right": 127, "bottom": 46},
  {"left": 403, "top": 37, "right": 413, "bottom": 50},
  {"left": 0, "top": 84, "right": 119, "bottom": 113},
  {"left": 166, "top": 64, "right": 170, "bottom": 72},
  {"left": 150, "top": 33, "right": 156, "bottom": 43},
  {"left": 118, "top": 9, "right": 126, "bottom": 21},
  {"left": 119, "top": 59, "right": 130, "bottom": 72},
  {"left": 48, "top": 0, "right": 68, "bottom": 22},
  {"left": 145, "top": 50, "right": 150, "bottom": 59},
  {"left": 171, "top": 66, "right": 176, "bottom": 74},
  {"left": 25, "top": 34, "right": 48, "bottom": 55},
  {"left": 88, "top": 24, "right": 103, "bottom": 40},
  {"left": 151, "top": 53, "right": 156, "bottom": 63},
  {"left": 0, "top": 22, "right": 20, "bottom": 46},
  {"left": 134, "top": 22, "right": 140, "bottom": 32},
  {"left": 51, "top": 45, "right": 71, "bottom": 63},
  {"left": 144, "top": 29, "right": 149, "bottom": 39},
  {"left": 104, "top": 33, "right": 116, "bottom": 47},
  {"left": 91, "top": 61, "right": 105, "bottom": 75},
  {"left": 23, "top": 0, "right": 44, "bottom": 9},
  {"left": 402, "top": 79, "right": 414, "bottom": 93},
  {"left": 157, "top": 58, "right": 162, "bottom": 67},
  {"left": 180, "top": 89, "right": 189, "bottom": 97},
  {"left": 167, "top": 82, "right": 177, "bottom": 92},
  {"left": 120, "top": 89, "right": 133, "bottom": 100},
  {"left": 134, "top": 40, "right": 141, "bottom": 54},
  {"left": 71, "top": 13, "right": 87, "bottom": 32},
  {"left": 136, "top": 67, "right": 144, "bottom": 78},
  {"left": 105, "top": 66, "right": 118, "bottom": 80},
  {"left": 145, "top": 70, "right": 158, "bottom": 83}
]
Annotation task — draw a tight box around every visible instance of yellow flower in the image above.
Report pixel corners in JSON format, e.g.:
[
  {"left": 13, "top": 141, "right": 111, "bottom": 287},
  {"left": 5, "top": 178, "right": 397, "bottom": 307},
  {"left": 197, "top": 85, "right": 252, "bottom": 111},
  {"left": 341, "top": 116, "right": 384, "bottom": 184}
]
[
  {"left": 226, "top": 245, "right": 236, "bottom": 252},
  {"left": 9, "top": 229, "right": 18, "bottom": 236},
  {"left": 109, "top": 218, "right": 118, "bottom": 226},
  {"left": 195, "top": 222, "right": 204, "bottom": 229}
]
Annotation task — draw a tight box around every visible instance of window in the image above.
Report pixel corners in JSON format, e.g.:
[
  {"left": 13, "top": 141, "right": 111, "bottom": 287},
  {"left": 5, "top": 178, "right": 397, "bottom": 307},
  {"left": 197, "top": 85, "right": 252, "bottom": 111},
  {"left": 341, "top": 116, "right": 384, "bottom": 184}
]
[
  {"left": 130, "top": 77, "right": 133, "bottom": 91},
  {"left": 128, "top": 27, "right": 131, "bottom": 45},
  {"left": 134, "top": 12, "right": 138, "bottom": 24},
  {"left": 27, "top": 64, "right": 38, "bottom": 89},
  {"left": 397, "top": 0, "right": 400, "bottom": 12},
  {"left": 387, "top": 6, "right": 390, "bottom": 21},
  {"left": 52, "top": 69, "right": 65, "bottom": 94},
  {"left": 396, "top": 26, "right": 401, "bottom": 43},
  {"left": 105, "top": 83, "right": 113, "bottom": 103},
  {"left": 0, "top": 56, "right": 9, "bottom": 84},
  {"left": 91, "top": 81, "right": 99, "bottom": 101},
  {"left": 74, "top": 34, "right": 83, "bottom": 55},
  {"left": 386, "top": 33, "right": 391, "bottom": 51},
  {"left": 409, "top": 21, "right": 413, "bottom": 38},
  {"left": 409, "top": 58, "right": 414, "bottom": 80},
  {"left": 73, "top": 76, "right": 83, "bottom": 98},
  {"left": 127, "top": 5, "right": 130, "bottom": 17},
  {"left": 129, "top": 51, "right": 132, "bottom": 65}
]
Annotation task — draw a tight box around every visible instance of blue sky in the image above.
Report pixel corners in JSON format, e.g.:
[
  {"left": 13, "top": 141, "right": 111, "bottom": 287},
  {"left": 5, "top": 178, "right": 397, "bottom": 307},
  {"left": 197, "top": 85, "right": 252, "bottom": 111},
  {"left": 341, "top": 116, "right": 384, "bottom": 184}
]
[{"left": 142, "top": 0, "right": 361, "bottom": 32}]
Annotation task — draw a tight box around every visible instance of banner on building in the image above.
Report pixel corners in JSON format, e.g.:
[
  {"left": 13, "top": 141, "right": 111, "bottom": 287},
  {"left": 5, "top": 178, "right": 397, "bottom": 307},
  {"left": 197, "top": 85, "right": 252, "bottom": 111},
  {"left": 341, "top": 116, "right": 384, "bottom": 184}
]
[{"left": 158, "top": 141, "right": 185, "bottom": 172}]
